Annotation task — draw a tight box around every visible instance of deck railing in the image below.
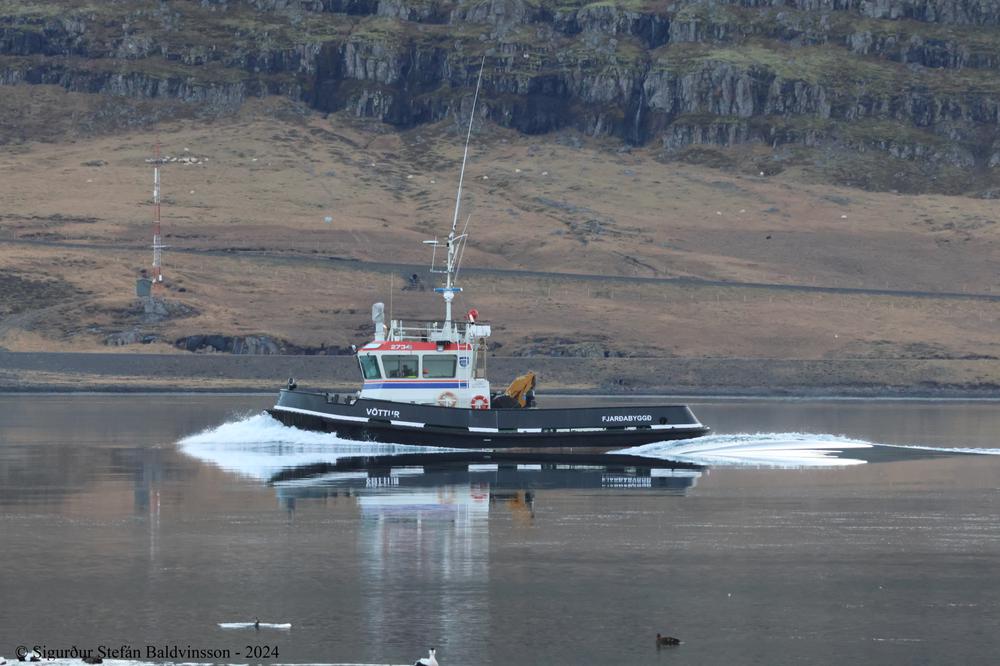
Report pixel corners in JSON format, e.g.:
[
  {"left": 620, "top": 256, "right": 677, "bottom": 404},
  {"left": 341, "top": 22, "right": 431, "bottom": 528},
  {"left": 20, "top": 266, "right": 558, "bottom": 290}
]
[{"left": 388, "top": 319, "right": 491, "bottom": 344}]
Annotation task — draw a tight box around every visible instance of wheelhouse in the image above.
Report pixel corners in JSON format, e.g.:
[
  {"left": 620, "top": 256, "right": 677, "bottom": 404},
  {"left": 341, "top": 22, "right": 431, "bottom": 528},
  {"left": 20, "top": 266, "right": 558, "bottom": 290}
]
[
  {"left": 356, "top": 317, "right": 492, "bottom": 408},
  {"left": 359, "top": 345, "right": 467, "bottom": 380}
]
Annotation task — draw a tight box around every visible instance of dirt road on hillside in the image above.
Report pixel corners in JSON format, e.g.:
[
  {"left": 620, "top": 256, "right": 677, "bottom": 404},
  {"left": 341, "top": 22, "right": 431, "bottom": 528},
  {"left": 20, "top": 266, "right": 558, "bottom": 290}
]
[{"left": 5, "top": 238, "right": 998, "bottom": 303}]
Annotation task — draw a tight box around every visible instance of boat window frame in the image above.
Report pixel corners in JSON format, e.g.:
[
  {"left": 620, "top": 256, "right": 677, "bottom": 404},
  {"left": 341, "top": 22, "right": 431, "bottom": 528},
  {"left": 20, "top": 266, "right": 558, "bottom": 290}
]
[
  {"left": 381, "top": 354, "right": 420, "bottom": 379},
  {"left": 358, "top": 354, "right": 381, "bottom": 380},
  {"left": 421, "top": 354, "right": 458, "bottom": 379}
]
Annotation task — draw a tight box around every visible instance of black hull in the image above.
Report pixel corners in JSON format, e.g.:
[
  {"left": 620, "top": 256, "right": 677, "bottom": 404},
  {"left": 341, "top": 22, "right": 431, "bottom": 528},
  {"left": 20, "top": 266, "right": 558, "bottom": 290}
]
[{"left": 268, "top": 389, "right": 710, "bottom": 449}]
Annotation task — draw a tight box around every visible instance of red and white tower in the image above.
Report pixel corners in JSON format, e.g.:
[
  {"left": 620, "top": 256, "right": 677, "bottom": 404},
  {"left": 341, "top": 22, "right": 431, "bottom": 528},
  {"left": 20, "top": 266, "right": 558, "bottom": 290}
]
[{"left": 151, "top": 142, "right": 165, "bottom": 288}]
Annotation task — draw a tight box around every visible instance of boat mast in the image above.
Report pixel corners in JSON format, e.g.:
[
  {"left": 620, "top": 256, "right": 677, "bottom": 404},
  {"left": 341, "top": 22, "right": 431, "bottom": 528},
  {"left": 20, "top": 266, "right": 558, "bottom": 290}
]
[{"left": 437, "top": 56, "right": 485, "bottom": 328}]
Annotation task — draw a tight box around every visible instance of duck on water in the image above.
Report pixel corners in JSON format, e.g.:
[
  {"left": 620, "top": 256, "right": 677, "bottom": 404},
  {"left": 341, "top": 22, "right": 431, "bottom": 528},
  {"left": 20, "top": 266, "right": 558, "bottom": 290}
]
[{"left": 266, "top": 60, "right": 710, "bottom": 449}]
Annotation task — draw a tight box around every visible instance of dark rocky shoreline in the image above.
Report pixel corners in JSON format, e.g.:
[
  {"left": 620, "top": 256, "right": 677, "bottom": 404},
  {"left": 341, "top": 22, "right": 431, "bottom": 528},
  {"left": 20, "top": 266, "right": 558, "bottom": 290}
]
[{"left": 1, "top": 351, "right": 996, "bottom": 398}]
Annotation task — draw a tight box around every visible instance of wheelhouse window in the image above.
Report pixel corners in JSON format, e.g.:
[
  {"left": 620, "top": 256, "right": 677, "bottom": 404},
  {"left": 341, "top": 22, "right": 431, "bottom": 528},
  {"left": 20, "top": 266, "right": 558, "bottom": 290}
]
[
  {"left": 359, "top": 355, "right": 381, "bottom": 380},
  {"left": 382, "top": 354, "right": 419, "bottom": 379},
  {"left": 422, "top": 354, "right": 457, "bottom": 379}
]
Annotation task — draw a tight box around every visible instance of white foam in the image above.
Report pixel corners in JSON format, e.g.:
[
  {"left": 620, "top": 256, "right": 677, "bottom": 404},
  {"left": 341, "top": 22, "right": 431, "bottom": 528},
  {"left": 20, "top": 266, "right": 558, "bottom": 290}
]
[
  {"left": 881, "top": 443, "right": 1000, "bottom": 456},
  {"left": 617, "top": 432, "right": 1000, "bottom": 468},
  {"left": 180, "top": 412, "right": 339, "bottom": 447},
  {"left": 178, "top": 412, "right": 462, "bottom": 479},
  {"left": 616, "top": 432, "right": 874, "bottom": 468}
]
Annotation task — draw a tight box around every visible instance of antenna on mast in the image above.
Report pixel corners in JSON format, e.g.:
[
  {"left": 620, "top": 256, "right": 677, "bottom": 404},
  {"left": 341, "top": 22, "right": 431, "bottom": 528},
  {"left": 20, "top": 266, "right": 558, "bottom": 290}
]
[
  {"left": 428, "top": 55, "right": 486, "bottom": 329},
  {"left": 454, "top": 213, "right": 472, "bottom": 281},
  {"left": 450, "top": 56, "right": 485, "bottom": 239}
]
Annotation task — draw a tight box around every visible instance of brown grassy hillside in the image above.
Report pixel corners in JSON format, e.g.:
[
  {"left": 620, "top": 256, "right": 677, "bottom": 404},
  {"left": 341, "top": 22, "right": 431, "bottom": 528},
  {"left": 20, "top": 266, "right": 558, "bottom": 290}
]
[{"left": 0, "top": 93, "right": 997, "bottom": 373}]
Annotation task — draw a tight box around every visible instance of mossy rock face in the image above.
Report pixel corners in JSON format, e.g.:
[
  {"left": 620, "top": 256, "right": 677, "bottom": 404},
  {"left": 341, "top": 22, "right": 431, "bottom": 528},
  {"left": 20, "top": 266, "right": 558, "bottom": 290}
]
[{"left": 2, "top": 0, "right": 1000, "bottom": 193}]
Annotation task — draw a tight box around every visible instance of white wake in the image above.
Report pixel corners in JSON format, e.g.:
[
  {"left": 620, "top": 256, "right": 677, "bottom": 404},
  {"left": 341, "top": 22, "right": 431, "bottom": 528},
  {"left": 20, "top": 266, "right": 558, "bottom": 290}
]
[
  {"left": 178, "top": 414, "right": 1000, "bottom": 475},
  {"left": 616, "top": 432, "right": 875, "bottom": 467},
  {"left": 178, "top": 412, "right": 456, "bottom": 479},
  {"left": 616, "top": 432, "right": 1000, "bottom": 468},
  {"left": 880, "top": 443, "right": 1000, "bottom": 456}
]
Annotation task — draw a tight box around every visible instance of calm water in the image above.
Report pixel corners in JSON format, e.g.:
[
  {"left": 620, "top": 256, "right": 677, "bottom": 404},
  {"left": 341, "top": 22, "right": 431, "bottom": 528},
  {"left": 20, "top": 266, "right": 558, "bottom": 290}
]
[{"left": 1, "top": 395, "right": 999, "bottom": 666}]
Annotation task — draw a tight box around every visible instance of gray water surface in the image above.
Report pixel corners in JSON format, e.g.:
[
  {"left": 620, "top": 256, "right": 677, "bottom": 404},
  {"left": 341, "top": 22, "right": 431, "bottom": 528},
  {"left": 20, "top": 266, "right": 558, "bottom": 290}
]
[{"left": 1, "top": 395, "right": 999, "bottom": 665}]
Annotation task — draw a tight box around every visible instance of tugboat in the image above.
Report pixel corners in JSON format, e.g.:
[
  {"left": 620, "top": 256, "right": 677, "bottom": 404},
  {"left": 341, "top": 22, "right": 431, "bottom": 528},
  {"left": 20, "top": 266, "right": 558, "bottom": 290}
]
[{"left": 267, "top": 62, "right": 709, "bottom": 448}]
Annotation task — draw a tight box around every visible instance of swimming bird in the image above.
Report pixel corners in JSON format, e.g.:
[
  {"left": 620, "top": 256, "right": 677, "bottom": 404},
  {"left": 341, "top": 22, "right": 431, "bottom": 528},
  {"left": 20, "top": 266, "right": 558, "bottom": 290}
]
[
  {"left": 82, "top": 657, "right": 103, "bottom": 664},
  {"left": 414, "top": 647, "right": 438, "bottom": 666},
  {"left": 254, "top": 617, "right": 260, "bottom": 630},
  {"left": 656, "top": 633, "right": 681, "bottom": 647}
]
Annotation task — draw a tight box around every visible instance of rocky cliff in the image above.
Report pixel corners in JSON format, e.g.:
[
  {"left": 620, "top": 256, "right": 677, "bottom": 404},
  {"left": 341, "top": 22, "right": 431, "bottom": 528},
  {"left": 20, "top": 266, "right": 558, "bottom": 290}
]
[{"left": 2, "top": 0, "right": 1000, "bottom": 192}]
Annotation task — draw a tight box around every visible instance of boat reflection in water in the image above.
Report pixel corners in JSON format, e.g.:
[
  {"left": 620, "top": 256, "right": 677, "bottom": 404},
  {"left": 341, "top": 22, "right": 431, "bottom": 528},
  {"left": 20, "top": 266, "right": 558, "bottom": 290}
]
[
  {"left": 266, "top": 450, "right": 703, "bottom": 528},
  {"left": 268, "top": 451, "right": 703, "bottom": 498},
  {"left": 264, "top": 451, "right": 703, "bottom": 649}
]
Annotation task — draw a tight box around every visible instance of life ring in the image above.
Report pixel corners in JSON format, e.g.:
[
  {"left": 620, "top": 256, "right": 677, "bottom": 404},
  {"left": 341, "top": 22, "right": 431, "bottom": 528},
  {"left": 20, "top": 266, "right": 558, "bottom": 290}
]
[
  {"left": 437, "top": 391, "right": 458, "bottom": 407},
  {"left": 470, "top": 395, "right": 489, "bottom": 410}
]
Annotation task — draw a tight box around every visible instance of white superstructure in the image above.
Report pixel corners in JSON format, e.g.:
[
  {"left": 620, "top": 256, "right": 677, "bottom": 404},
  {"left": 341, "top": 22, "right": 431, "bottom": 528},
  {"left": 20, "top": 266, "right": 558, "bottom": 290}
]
[
  {"left": 357, "top": 312, "right": 492, "bottom": 408},
  {"left": 357, "top": 57, "right": 492, "bottom": 409}
]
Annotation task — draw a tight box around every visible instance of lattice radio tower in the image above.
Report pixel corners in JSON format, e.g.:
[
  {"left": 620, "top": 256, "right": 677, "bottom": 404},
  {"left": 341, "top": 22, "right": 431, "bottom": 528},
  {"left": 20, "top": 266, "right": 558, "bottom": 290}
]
[{"left": 151, "top": 142, "right": 166, "bottom": 290}]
